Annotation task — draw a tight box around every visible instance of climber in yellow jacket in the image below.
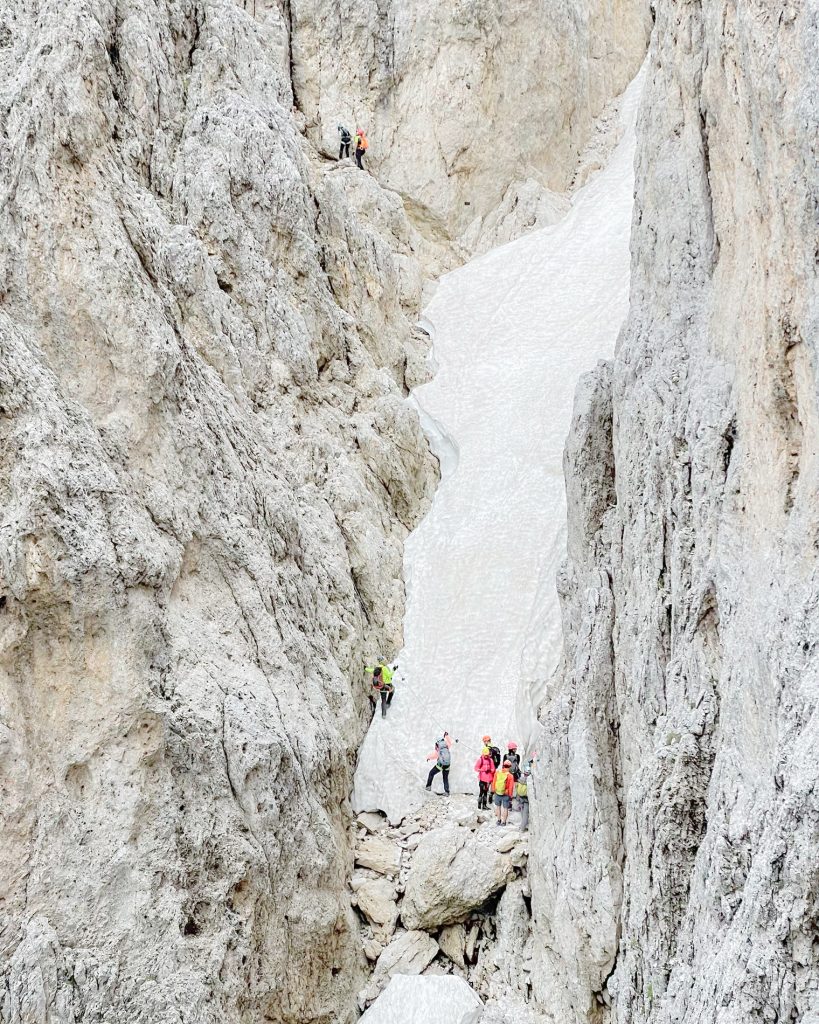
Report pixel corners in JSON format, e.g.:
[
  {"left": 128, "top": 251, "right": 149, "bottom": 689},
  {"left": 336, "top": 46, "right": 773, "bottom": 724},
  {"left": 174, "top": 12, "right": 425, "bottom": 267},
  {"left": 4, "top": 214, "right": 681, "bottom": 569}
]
[
  {"left": 364, "top": 658, "right": 395, "bottom": 718},
  {"left": 492, "top": 759, "right": 516, "bottom": 826}
]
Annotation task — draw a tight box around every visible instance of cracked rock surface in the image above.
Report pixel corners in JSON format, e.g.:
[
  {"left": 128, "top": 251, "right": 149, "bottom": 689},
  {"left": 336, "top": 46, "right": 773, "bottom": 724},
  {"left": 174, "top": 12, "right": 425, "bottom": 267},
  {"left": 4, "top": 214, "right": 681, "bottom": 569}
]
[
  {"left": 0, "top": 0, "right": 438, "bottom": 1021},
  {"left": 290, "top": 0, "right": 651, "bottom": 247},
  {"left": 530, "top": 3, "right": 819, "bottom": 1023}
]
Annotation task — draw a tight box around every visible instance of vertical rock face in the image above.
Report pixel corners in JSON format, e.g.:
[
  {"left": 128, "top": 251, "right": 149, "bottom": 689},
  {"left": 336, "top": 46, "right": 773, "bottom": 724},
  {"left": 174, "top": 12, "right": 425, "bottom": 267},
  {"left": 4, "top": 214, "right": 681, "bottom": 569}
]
[
  {"left": 0, "top": 0, "right": 437, "bottom": 1020},
  {"left": 531, "top": 4, "right": 818, "bottom": 1024},
  {"left": 290, "top": 0, "right": 652, "bottom": 244}
]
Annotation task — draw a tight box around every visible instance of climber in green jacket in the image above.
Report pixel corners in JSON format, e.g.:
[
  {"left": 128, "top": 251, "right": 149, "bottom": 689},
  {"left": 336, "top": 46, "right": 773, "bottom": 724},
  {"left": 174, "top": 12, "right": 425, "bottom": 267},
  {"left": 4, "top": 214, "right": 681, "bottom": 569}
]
[{"left": 364, "top": 658, "right": 396, "bottom": 718}]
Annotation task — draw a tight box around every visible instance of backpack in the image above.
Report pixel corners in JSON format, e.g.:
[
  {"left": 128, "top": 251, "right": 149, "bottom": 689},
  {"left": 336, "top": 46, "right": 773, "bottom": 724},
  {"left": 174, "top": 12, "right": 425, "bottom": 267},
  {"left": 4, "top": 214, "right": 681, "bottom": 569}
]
[
  {"left": 489, "top": 745, "right": 501, "bottom": 768},
  {"left": 494, "top": 770, "right": 509, "bottom": 795},
  {"left": 516, "top": 778, "right": 528, "bottom": 798},
  {"left": 358, "top": 133, "right": 369, "bottom": 151},
  {"left": 507, "top": 752, "right": 521, "bottom": 779},
  {"left": 436, "top": 739, "right": 451, "bottom": 768}
]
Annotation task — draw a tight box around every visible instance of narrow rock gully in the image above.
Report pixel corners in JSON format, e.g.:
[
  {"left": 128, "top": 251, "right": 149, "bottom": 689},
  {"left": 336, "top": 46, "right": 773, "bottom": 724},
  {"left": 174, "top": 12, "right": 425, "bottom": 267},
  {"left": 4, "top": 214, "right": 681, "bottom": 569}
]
[{"left": 350, "top": 66, "right": 646, "bottom": 1023}]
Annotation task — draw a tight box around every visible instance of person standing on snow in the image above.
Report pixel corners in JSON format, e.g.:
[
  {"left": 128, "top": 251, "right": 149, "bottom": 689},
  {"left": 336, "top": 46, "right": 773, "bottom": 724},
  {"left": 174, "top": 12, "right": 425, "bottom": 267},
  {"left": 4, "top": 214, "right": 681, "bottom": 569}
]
[
  {"left": 354, "top": 128, "right": 369, "bottom": 170},
  {"left": 474, "top": 745, "right": 496, "bottom": 809},
  {"left": 425, "top": 732, "right": 452, "bottom": 796},
  {"left": 338, "top": 124, "right": 352, "bottom": 160},
  {"left": 492, "top": 759, "right": 516, "bottom": 826}
]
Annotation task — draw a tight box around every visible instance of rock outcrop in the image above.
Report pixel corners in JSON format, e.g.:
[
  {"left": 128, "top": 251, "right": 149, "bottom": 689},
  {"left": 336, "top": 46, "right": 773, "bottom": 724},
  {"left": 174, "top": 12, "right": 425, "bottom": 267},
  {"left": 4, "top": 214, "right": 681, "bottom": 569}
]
[
  {"left": 531, "top": 3, "right": 819, "bottom": 1023},
  {"left": 401, "top": 825, "right": 516, "bottom": 930},
  {"left": 360, "top": 929, "right": 440, "bottom": 1004},
  {"left": 0, "top": 0, "right": 438, "bottom": 1020},
  {"left": 290, "top": 0, "right": 652, "bottom": 246}
]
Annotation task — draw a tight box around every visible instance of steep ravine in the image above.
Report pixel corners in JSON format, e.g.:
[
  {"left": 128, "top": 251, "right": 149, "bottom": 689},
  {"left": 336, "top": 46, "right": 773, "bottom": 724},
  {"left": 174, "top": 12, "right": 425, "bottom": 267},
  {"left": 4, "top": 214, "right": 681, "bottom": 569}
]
[{"left": 0, "top": 0, "right": 648, "bottom": 1022}]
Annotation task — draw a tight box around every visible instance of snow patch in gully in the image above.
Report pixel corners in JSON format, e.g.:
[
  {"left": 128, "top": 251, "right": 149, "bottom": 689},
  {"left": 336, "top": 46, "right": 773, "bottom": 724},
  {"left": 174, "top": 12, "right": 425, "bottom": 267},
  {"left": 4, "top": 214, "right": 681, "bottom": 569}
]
[{"left": 354, "top": 67, "right": 645, "bottom": 826}]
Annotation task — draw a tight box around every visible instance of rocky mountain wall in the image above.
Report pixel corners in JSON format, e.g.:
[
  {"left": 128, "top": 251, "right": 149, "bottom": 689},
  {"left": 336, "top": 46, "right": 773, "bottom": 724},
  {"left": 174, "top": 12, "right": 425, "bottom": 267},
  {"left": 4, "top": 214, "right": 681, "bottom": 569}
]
[
  {"left": 0, "top": 1, "right": 438, "bottom": 1021},
  {"left": 530, "top": 2, "right": 819, "bottom": 1023},
  {"left": 0, "top": 0, "right": 656, "bottom": 1020},
  {"left": 289, "top": 0, "right": 652, "bottom": 245}
]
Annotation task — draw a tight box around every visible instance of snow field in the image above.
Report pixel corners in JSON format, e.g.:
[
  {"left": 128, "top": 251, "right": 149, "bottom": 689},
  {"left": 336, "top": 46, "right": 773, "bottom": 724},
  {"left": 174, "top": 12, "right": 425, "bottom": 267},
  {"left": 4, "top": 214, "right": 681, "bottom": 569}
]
[{"left": 354, "top": 68, "right": 646, "bottom": 825}]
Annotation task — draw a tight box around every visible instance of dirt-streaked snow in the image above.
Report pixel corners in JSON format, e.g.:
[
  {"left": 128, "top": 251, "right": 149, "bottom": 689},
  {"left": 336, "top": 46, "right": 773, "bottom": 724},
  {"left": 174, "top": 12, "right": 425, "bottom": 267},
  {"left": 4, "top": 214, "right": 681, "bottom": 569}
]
[{"left": 354, "top": 68, "right": 645, "bottom": 825}]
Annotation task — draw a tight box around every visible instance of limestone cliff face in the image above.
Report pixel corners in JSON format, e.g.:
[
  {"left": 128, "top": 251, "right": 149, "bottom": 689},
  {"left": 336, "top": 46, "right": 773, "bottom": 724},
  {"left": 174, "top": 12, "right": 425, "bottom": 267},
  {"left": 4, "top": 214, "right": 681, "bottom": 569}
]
[
  {"left": 0, "top": 1, "right": 437, "bottom": 1020},
  {"left": 289, "top": 0, "right": 652, "bottom": 246},
  {"left": 531, "top": 3, "right": 818, "bottom": 1023}
]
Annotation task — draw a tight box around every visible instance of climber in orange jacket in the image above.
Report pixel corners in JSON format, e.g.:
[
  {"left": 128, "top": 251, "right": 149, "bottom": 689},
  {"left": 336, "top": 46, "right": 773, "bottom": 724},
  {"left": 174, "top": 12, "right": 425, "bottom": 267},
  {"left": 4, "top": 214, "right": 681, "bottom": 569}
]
[
  {"left": 354, "top": 128, "right": 369, "bottom": 170},
  {"left": 492, "top": 759, "right": 516, "bottom": 826}
]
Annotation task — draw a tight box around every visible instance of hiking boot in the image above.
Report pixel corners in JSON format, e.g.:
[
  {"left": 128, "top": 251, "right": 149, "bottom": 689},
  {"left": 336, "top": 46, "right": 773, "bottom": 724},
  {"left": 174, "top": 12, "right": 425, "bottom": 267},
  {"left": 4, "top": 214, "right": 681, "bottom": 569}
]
[{"left": 425, "top": 786, "right": 432, "bottom": 792}]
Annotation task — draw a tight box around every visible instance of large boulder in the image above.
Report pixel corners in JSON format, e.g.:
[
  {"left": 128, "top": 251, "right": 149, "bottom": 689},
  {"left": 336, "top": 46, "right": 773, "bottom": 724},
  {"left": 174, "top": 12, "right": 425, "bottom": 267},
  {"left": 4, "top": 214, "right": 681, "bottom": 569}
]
[
  {"left": 401, "top": 826, "right": 516, "bottom": 930},
  {"left": 360, "top": 974, "right": 483, "bottom": 1024}
]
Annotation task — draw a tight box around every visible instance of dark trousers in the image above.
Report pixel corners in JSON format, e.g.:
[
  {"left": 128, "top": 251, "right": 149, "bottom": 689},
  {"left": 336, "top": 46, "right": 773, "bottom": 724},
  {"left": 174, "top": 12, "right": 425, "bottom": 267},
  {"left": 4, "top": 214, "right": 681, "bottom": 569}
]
[
  {"left": 355, "top": 147, "right": 365, "bottom": 169},
  {"left": 478, "top": 780, "right": 490, "bottom": 808},
  {"left": 426, "top": 764, "right": 449, "bottom": 793},
  {"left": 339, "top": 141, "right": 350, "bottom": 159},
  {"left": 376, "top": 687, "right": 394, "bottom": 717}
]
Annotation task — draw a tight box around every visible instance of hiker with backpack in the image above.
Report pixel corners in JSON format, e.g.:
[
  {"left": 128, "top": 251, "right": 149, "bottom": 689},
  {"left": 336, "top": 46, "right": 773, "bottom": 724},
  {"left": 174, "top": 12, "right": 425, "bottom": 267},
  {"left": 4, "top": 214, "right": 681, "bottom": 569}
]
[
  {"left": 354, "top": 128, "right": 369, "bottom": 170},
  {"left": 338, "top": 124, "right": 352, "bottom": 160},
  {"left": 425, "top": 732, "right": 452, "bottom": 795},
  {"left": 505, "top": 741, "right": 521, "bottom": 780},
  {"left": 482, "top": 735, "right": 501, "bottom": 769},
  {"left": 516, "top": 764, "right": 532, "bottom": 830},
  {"left": 474, "top": 745, "right": 496, "bottom": 809},
  {"left": 365, "top": 659, "right": 395, "bottom": 718},
  {"left": 492, "top": 759, "right": 516, "bottom": 826}
]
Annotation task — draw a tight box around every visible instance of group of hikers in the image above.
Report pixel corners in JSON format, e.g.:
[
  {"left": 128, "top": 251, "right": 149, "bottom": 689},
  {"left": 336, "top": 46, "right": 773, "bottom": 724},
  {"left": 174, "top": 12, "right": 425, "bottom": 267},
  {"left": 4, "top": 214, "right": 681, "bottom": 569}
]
[
  {"left": 473, "top": 736, "right": 533, "bottom": 829},
  {"left": 337, "top": 125, "right": 369, "bottom": 169},
  {"left": 364, "top": 662, "right": 533, "bottom": 828}
]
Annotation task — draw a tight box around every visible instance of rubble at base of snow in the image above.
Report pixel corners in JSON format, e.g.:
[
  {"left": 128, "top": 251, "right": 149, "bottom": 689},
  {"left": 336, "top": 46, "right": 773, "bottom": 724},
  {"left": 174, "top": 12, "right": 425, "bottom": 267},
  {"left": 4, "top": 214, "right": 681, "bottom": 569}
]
[
  {"left": 360, "top": 974, "right": 483, "bottom": 1023},
  {"left": 438, "top": 923, "right": 467, "bottom": 968},
  {"left": 401, "top": 825, "right": 516, "bottom": 930},
  {"left": 357, "top": 812, "right": 388, "bottom": 834},
  {"left": 351, "top": 875, "right": 399, "bottom": 934},
  {"left": 359, "top": 930, "right": 440, "bottom": 1005},
  {"left": 355, "top": 835, "right": 402, "bottom": 876}
]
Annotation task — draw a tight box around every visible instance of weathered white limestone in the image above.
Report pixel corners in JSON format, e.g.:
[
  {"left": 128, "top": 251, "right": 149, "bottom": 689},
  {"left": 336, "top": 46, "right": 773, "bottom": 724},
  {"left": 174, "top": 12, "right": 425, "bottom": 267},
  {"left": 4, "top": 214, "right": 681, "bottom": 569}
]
[
  {"left": 360, "top": 929, "right": 440, "bottom": 1005},
  {"left": 530, "top": 3, "right": 819, "bottom": 1023},
  {"left": 401, "top": 826, "right": 516, "bottom": 931},
  {"left": 291, "top": 0, "right": 651, "bottom": 246},
  {"left": 0, "top": 0, "right": 439, "bottom": 1021}
]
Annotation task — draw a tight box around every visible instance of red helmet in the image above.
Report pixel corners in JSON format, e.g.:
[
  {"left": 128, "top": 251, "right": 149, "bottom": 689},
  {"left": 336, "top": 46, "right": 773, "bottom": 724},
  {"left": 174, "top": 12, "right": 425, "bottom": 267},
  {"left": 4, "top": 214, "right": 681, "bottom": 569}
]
[
  {"left": 482, "top": 735, "right": 491, "bottom": 743},
  {"left": 507, "top": 741, "right": 518, "bottom": 750}
]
